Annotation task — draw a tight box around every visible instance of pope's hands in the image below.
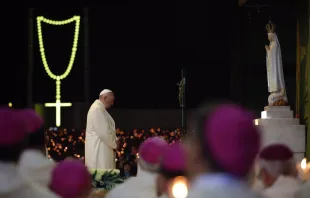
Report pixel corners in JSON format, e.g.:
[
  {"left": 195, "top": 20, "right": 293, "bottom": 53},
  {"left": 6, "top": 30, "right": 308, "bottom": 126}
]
[
  {"left": 116, "top": 139, "right": 120, "bottom": 149},
  {"left": 265, "top": 45, "right": 270, "bottom": 51}
]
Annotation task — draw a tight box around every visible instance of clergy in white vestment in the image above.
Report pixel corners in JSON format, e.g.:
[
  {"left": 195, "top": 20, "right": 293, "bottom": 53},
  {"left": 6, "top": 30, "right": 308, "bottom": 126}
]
[
  {"left": 156, "top": 143, "right": 187, "bottom": 198},
  {"left": 183, "top": 103, "right": 261, "bottom": 198},
  {"left": 85, "top": 89, "right": 118, "bottom": 169},
  {"left": 265, "top": 21, "right": 288, "bottom": 106},
  {"left": 0, "top": 108, "right": 59, "bottom": 198},
  {"left": 257, "top": 144, "right": 300, "bottom": 198},
  {"left": 250, "top": 161, "right": 265, "bottom": 192},
  {"left": 295, "top": 180, "right": 310, "bottom": 198},
  {"left": 106, "top": 137, "right": 169, "bottom": 198},
  {"left": 50, "top": 159, "right": 92, "bottom": 198},
  {"left": 17, "top": 109, "right": 55, "bottom": 187}
]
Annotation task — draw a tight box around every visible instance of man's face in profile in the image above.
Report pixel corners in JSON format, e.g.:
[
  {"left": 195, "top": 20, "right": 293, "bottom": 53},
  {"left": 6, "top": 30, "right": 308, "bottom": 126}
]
[{"left": 104, "top": 94, "right": 115, "bottom": 109}]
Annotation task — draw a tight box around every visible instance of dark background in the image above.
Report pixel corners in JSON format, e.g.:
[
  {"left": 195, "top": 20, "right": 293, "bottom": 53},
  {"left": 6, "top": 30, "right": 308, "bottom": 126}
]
[{"left": 2, "top": 0, "right": 296, "bottom": 113}]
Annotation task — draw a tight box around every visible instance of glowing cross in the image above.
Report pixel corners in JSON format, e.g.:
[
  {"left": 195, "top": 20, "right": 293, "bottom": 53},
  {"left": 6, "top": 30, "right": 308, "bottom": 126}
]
[
  {"left": 45, "top": 100, "right": 72, "bottom": 127},
  {"left": 44, "top": 78, "right": 72, "bottom": 127}
]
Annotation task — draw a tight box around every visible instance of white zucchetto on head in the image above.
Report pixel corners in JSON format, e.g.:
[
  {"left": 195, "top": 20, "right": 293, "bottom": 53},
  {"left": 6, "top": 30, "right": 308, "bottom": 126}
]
[{"left": 99, "top": 89, "right": 112, "bottom": 96}]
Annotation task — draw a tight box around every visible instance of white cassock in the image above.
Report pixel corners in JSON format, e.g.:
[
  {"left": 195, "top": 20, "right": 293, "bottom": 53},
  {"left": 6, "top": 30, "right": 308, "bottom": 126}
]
[
  {"left": 187, "top": 174, "right": 260, "bottom": 198},
  {"left": 18, "top": 149, "right": 55, "bottom": 187},
  {"left": 0, "top": 162, "right": 59, "bottom": 198},
  {"left": 85, "top": 100, "right": 117, "bottom": 169},
  {"left": 106, "top": 167, "right": 157, "bottom": 198},
  {"left": 261, "top": 176, "right": 300, "bottom": 198},
  {"left": 296, "top": 180, "right": 310, "bottom": 198}
]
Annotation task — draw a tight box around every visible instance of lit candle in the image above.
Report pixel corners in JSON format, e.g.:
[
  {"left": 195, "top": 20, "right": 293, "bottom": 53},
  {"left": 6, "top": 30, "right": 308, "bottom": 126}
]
[
  {"left": 169, "top": 176, "right": 188, "bottom": 198},
  {"left": 298, "top": 158, "right": 310, "bottom": 181},
  {"left": 301, "top": 158, "right": 307, "bottom": 173}
]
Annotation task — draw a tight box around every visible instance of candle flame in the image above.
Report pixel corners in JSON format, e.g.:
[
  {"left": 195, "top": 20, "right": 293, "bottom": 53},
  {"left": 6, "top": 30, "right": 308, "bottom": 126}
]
[
  {"left": 301, "top": 158, "right": 307, "bottom": 169},
  {"left": 171, "top": 176, "right": 188, "bottom": 198}
]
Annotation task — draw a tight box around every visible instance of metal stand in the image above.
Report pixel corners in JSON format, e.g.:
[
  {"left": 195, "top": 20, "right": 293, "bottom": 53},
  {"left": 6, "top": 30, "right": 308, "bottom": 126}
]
[
  {"left": 178, "top": 69, "right": 186, "bottom": 135},
  {"left": 83, "top": 7, "right": 90, "bottom": 104},
  {"left": 27, "top": 8, "right": 34, "bottom": 108}
]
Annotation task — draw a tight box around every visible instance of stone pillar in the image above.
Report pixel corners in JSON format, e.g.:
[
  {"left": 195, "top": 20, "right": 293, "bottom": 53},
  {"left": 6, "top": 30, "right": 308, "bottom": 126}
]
[
  {"left": 297, "top": 0, "right": 310, "bottom": 159},
  {"left": 305, "top": 0, "right": 310, "bottom": 159}
]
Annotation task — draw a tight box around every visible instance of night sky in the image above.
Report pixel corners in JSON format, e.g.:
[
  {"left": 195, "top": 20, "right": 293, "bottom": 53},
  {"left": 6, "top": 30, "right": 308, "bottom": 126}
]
[{"left": 2, "top": 0, "right": 296, "bottom": 110}]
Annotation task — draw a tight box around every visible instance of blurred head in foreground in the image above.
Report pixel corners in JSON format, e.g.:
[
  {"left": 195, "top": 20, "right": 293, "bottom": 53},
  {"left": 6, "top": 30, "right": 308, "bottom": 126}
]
[
  {"left": 257, "top": 144, "right": 297, "bottom": 188},
  {"left": 156, "top": 143, "right": 187, "bottom": 197},
  {"left": 137, "top": 137, "right": 169, "bottom": 173},
  {"left": 17, "top": 109, "right": 54, "bottom": 187},
  {"left": 18, "top": 109, "right": 45, "bottom": 153},
  {"left": 50, "top": 159, "right": 92, "bottom": 198},
  {"left": 184, "top": 102, "right": 261, "bottom": 180},
  {"left": 0, "top": 108, "right": 29, "bottom": 162}
]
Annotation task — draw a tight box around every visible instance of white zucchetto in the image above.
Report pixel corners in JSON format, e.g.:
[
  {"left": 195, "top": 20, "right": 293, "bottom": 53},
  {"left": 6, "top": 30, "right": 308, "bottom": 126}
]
[{"left": 99, "top": 89, "right": 112, "bottom": 96}]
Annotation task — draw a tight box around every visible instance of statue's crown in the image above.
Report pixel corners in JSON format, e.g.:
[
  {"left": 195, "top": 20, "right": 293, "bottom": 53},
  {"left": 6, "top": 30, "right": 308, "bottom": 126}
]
[{"left": 266, "top": 21, "right": 276, "bottom": 33}]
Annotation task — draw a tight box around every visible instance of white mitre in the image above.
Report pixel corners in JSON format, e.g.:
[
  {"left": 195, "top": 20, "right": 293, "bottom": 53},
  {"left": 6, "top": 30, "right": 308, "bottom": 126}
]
[{"left": 99, "top": 89, "right": 112, "bottom": 96}]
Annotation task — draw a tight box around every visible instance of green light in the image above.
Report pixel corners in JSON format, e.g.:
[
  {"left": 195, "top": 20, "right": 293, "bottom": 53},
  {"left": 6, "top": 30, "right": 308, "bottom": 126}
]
[{"left": 36, "top": 15, "right": 80, "bottom": 127}]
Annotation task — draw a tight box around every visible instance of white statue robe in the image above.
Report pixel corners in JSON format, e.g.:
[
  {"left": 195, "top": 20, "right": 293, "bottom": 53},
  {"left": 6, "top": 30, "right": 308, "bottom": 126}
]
[
  {"left": 0, "top": 161, "right": 59, "bottom": 198},
  {"left": 262, "top": 176, "right": 300, "bottom": 198},
  {"left": 18, "top": 149, "right": 55, "bottom": 187},
  {"left": 85, "top": 100, "right": 117, "bottom": 169},
  {"left": 266, "top": 33, "right": 288, "bottom": 102},
  {"left": 106, "top": 166, "right": 157, "bottom": 198},
  {"left": 187, "top": 174, "right": 260, "bottom": 198}
]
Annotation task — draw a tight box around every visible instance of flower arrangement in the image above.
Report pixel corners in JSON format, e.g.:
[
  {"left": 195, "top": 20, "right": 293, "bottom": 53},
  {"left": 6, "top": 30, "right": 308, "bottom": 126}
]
[{"left": 90, "top": 169, "right": 124, "bottom": 191}]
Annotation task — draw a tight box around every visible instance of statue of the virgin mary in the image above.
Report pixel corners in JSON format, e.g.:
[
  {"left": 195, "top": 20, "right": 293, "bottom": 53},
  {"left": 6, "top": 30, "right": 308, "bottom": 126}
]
[{"left": 265, "top": 21, "right": 288, "bottom": 106}]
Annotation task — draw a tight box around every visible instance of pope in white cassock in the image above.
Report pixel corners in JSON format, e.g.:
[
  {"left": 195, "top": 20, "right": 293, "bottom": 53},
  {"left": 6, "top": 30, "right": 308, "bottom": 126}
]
[
  {"left": 265, "top": 21, "right": 288, "bottom": 106},
  {"left": 85, "top": 89, "right": 118, "bottom": 169}
]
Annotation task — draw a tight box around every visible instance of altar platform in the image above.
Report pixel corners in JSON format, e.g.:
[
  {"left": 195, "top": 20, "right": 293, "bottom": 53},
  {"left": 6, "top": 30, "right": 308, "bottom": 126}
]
[{"left": 255, "top": 106, "right": 305, "bottom": 161}]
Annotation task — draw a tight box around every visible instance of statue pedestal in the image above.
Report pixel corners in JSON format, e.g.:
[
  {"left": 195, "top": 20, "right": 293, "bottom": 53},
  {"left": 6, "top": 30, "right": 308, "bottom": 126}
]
[{"left": 254, "top": 106, "right": 305, "bottom": 161}]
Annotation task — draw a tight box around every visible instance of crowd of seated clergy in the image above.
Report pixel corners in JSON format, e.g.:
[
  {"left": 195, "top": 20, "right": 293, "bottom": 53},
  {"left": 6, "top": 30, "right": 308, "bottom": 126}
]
[{"left": 3, "top": 105, "right": 310, "bottom": 198}]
